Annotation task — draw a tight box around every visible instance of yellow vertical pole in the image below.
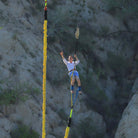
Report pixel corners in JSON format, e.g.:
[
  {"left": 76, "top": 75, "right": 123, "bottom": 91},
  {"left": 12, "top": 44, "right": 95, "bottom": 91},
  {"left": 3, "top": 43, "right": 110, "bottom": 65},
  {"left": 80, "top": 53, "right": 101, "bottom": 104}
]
[{"left": 42, "top": 0, "right": 47, "bottom": 138}]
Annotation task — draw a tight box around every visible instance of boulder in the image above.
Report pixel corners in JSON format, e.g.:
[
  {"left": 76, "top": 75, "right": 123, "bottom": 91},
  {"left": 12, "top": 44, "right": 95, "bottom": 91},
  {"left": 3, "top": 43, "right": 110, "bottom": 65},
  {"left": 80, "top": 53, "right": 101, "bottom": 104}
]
[{"left": 115, "top": 94, "right": 138, "bottom": 138}]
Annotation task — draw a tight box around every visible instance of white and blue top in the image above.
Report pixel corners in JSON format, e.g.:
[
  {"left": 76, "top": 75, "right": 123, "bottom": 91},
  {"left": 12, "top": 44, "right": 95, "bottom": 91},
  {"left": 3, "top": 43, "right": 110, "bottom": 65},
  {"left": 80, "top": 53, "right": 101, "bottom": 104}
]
[{"left": 63, "top": 58, "right": 80, "bottom": 72}]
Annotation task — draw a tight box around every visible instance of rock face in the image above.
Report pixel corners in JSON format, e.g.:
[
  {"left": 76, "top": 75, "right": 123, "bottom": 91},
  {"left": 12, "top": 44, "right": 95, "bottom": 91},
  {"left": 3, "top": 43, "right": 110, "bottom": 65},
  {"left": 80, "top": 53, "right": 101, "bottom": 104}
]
[
  {"left": 115, "top": 78, "right": 138, "bottom": 138},
  {"left": 115, "top": 93, "right": 138, "bottom": 138},
  {"left": 0, "top": 99, "right": 42, "bottom": 137},
  {"left": 0, "top": 0, "right": 137, "bottom": 138},
  {"left": 132, "top": 78, "right": 138, "bottom": 93}
]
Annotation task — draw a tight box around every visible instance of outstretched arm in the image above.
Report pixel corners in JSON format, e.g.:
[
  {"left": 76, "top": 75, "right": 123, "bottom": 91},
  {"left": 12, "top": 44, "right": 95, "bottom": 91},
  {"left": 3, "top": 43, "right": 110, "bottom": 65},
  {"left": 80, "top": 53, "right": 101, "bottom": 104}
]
[
  {"left": 74, "top": 54, "right": 80, "bottom": 65},
  {"left": 60, "top": 51, "right": 67, "bottom": 65},
  {"left": 60, "top": 51, "right": 64, "bottom": 59}
]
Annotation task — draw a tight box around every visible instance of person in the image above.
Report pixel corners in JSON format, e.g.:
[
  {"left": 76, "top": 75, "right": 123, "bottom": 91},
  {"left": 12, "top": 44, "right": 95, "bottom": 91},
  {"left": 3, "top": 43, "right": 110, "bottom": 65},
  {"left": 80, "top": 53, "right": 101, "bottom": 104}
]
[{"left": 60, "top": 51, "right": 82, "bottom": 94}]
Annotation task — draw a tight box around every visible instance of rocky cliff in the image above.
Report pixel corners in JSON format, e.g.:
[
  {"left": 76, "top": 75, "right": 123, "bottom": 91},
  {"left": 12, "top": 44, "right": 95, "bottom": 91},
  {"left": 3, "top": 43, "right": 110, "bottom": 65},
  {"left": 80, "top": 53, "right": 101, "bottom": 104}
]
[
  {"left": 115, "top": 93, "right": 138, "bottom": 138},
  {"left": 0, "top": 0, "right": 137, "bottom": 138},
  {"left": 115, "top": 79, "right": 138, "bottom": 138}
]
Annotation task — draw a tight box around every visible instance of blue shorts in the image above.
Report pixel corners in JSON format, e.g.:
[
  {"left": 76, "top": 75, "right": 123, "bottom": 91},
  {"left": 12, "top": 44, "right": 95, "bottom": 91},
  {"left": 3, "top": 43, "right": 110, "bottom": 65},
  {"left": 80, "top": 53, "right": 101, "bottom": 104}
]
[{"left": 68, "top": 71, "right": 79, "bottom": 80}]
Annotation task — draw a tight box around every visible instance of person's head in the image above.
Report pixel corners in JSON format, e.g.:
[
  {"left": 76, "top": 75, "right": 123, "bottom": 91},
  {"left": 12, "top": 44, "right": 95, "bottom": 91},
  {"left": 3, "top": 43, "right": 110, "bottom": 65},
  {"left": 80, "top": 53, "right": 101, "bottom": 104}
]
[{"left": 68, "top": 55, "right": 73, "bottom": 63}]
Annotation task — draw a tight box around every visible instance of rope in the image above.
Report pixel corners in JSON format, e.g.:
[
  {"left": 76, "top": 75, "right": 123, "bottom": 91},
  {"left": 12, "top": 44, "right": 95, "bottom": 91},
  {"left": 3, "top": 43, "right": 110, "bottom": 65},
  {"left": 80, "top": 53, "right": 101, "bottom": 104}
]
[
  {"left": 64, "top": 108, "right": 73, "bottom": 138},
  {"left": 64, "top": 89, "right": 79, "bottom": 138},
  {"left": 64, "top": 61, "right": 75, "bottom": 138},
  {"left": 42, "top": 1, "right": 47, "bottom": 138},
  {"left": 64, "top": 26, "right": 80, "bottom": 138},
  {"left": 70, "top": 70, "right": 75, "bottom": 107},
  {"left": 71, "top": 91, "right": 73, "bottom": 108},
  {"left": 73, "top": 90, "right": 79, "bottom": 105}
]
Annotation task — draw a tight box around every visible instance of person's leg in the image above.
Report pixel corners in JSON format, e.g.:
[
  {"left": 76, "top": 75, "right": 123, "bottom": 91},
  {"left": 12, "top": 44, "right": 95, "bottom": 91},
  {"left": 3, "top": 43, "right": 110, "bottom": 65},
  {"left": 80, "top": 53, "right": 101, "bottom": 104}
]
[
  {"left": 77, "top": 78, "right": 81, "bottom": 86},
  {"left": 70, "top": 78, "right": 75, "bottom": 93},
  {"left": 77, "top": 78, "right": 82, "bottom": 94},
  {"left": 75, "top": 71, "right": 82, "bottom": 94},
  {"left": 69, "top": 71, "right": 75, "bottom": 93}
]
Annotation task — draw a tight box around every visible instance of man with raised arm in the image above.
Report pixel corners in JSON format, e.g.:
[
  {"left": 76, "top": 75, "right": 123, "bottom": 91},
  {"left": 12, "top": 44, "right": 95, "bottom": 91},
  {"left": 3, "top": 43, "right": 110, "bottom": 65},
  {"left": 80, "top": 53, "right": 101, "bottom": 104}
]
[{"left": 60, "top": 51, "right": 82, "bottom": 94}]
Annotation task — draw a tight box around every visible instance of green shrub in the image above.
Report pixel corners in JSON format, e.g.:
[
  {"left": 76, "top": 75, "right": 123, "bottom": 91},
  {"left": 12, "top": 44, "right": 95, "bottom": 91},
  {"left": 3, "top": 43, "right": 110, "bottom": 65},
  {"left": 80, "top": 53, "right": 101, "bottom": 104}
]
[
  {"left": 105, "top": 0, "right": 138, "bottom": 19},
  {"left": 71, "top": 117, "right": 106, "bottom": 138},
  {"left": 95, "top": 67, "right": 107, "bottom": 80},
  {"left": 81, "top": 72, "right": 108, "bottom": 103},
  {"left": 106, "top": 0, "right": 122, "bottom": 11},
  {"left": 0, "top": 89, "right": 18, "bottom": 105},
  {"left": 27, "top": 0, "right": 43, "bottom": 12},
  {"left": 35, "top": 0, "right": 43, "bottom": 12},
  {"left": 99, "top": 25, "right": 110, "bottom": 36},
  {"left": 1, "top": 0, "right": 8, "bottom": 4},
  {"left": 107, "top": 51, "right": 130, "bottom": 73},
  {"left": 10, "top": 124, "right": 39, "bottom": 138},
  {"left": 48, "top": 6, "right": 71, "bottom": 42},
  {"left": 23, "top": 86, "right": 41, "bottom": 96},
  {"left": 107, "top": 52, "right": 130, "bottom": 84},
  {"left": 99, "top": 47, "right": 105, "bottom": 51},
  {"left": 9, "top": 66, "right": 17, "bottom": 74},
  {"left": 114, "top": 81, "right": 132, "bottom": 103},
  {"left": 57, "top": 108, "right": 68, "bottom": 121},
  {"left": 0, "top": 83, "right": 41, "bottom": 105},
  {"left": 0, "top": 88, "right": 29, "bottom": 106},
  {"left": 12, "top": 34, "right": 18, "bottom": 40}
]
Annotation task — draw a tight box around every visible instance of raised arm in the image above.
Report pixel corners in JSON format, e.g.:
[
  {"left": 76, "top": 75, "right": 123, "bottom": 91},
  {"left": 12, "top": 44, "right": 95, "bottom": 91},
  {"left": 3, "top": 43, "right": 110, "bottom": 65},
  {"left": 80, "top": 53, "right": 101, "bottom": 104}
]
[
  {"left": 74, "top": 54, "right": 80, "bottom": 65},
  {"left": 60, "top": 51, "right": 67, "bottom": 65}
]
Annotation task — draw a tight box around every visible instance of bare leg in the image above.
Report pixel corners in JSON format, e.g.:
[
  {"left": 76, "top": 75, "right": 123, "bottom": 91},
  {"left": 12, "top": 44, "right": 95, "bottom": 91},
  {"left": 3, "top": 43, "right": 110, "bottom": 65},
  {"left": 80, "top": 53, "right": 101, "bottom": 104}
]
[
  {"left": 71, "top": 78, "right": 75, "bottom": 85},
  {"left": 77, "top": 78, "right": 81, "bottom": 86},
  {"left": 70, "top": 78, "right": 75, "bottom": 93},
  {"left": 77, "top": 78, "right": 82, "bottom": 94}
]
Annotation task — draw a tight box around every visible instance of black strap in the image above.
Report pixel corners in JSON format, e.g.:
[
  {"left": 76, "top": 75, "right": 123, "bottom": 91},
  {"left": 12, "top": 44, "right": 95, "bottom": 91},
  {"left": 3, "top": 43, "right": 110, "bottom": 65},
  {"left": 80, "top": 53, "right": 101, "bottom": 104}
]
[
  {"left": 68, "top": 118, "right": 72, "bottom": 127},
  {"left": 44, "top": 10, "right": 47, "bottom": 20},
  {"left": 68, "top": 69, "right": 76, "bottom": 73}
]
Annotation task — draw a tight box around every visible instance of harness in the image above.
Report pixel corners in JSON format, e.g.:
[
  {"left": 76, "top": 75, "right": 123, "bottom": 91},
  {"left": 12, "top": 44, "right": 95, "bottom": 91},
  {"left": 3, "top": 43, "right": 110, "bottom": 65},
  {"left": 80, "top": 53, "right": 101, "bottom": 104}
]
[{"left": 68, "top": 68, "right": 76, "bottom": 73}]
